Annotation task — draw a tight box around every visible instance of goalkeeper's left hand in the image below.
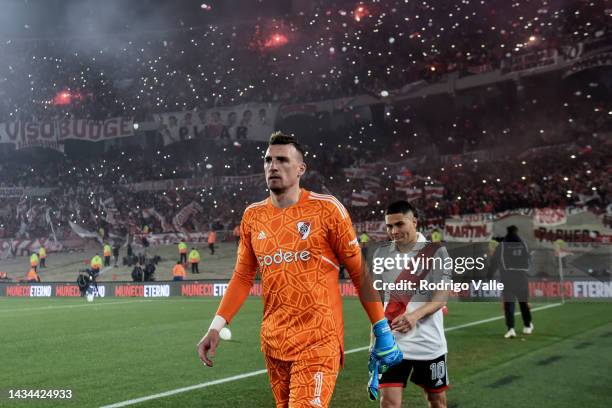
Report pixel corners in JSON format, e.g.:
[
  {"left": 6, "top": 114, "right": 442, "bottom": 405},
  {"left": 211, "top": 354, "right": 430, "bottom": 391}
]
[
  {"left": 371, "top": 319, "right": 403, "bottom": 369},
  {"left": 367, "top": 319, "right": 403, "bottom": 400},
  {"left": 367, "top": 356, "right": 381, "bottom": 401}
]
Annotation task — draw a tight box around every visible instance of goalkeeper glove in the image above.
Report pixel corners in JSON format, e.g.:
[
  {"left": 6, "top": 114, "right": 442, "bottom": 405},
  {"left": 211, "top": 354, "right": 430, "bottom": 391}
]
[
  {"left": 371, "top": 319, "right": 403, "bottom": 371},
  {"left": 367, "top": 356, "right": 381, "bottom": 401}
]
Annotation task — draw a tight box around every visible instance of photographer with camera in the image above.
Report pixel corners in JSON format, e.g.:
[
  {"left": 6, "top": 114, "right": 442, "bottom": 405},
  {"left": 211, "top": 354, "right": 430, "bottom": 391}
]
[
  {"left": 77, "top": 268, "right": 98, "bottom": 298},
  {"left": 131, "top": 262, "right": 144, "bottom": 282},
  {"left": 144, "top": 261, "right": 156, "bottom": 281}
]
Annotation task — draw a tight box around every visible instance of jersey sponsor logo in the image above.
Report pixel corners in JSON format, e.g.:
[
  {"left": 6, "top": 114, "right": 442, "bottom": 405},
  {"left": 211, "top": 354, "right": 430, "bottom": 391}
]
[
  {"left": 257, "top": 249, "right": 311, "bottom": 267},
  {"left": 297, "top": 221, "right": 311, "bottom": 240},
  {"left": 257, "top": 231, "right": 266, "bottom": 240}
]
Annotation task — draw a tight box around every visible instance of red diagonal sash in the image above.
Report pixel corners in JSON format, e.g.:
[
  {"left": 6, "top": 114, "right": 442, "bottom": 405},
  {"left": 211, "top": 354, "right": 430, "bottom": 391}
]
[{"left": 384, "top": 243, "right": 441, "bottom": 323}]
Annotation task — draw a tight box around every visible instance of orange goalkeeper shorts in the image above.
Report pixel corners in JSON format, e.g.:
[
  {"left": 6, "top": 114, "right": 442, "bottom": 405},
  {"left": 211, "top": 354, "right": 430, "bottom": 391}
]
[{"left": 264, "top": 353, "right": 341, "bottom": 408}]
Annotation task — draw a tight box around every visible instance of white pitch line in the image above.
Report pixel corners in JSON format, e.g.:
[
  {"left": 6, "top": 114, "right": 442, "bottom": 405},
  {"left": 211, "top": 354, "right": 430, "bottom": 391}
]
[
  {"left": 100, "top": 302, "right": 562, "bottom": 408},
  {"left": 0, "top": 298, "right": 220, "bottom": 313},
  {"left": 0, "top": 300, "right": 154, "bottom": 313},
  {"left": 100, "top": 370, "right": 269, "bottom": 408},
  {"left": 442, "top": 302, "right": 562, "bottom": 332}
]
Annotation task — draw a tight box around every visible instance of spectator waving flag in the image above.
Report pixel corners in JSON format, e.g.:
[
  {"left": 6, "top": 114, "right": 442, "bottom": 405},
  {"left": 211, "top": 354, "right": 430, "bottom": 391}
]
[
  {"left": 425, "top": 185, "right": 445, "bottom": 199},
  {"left": 397, "top": 187, "right": 422, "bottom": 202},
  {"left": 364, "top": 175, "right": 380, "bottom": 189},
  {"left": 351, "top": 192, "right": 370, "bottom": 207}
]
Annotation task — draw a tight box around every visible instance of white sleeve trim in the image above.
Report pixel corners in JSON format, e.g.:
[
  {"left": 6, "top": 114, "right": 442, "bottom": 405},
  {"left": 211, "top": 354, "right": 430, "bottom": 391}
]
[{"left": 208, "top": 315, "right": 227, "bottom": 332}]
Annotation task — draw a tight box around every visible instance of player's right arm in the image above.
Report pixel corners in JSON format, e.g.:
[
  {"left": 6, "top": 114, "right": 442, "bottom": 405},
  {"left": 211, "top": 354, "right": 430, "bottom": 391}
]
[{"left": 197, "top": 209, "right": 258, "bottom": 367}]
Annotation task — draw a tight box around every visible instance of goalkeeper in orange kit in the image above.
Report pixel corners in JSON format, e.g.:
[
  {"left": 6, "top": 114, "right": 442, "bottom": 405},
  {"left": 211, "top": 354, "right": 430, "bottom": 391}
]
[{"left": 197, "top": 132, "right": 402, "bottom": 407}]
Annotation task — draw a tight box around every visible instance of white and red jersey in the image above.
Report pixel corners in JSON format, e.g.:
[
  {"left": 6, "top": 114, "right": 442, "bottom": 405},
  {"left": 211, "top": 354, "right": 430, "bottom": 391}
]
[{"left": 373, "top": 233, "right": 451, "bottom": 360}]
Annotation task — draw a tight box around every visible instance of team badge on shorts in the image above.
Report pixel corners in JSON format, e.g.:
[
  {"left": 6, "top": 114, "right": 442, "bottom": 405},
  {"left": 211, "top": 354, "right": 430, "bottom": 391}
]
[{"left": 297, "top": 221, "right": 311, "bottom": 240}]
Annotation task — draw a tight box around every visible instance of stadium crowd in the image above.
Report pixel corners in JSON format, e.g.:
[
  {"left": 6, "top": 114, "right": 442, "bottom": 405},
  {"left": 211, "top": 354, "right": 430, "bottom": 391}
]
[
  {"left": 0, "top": 0, "right": 610, "bottom": 240},
  {"left": 0, "top": 98, "right": 608, "bottom": 239},
  {"left": 0, "top": 0, "right": 608, "bottom": 121}
]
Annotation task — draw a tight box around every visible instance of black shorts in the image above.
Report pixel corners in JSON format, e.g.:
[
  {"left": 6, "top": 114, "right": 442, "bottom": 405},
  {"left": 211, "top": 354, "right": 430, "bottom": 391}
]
[{"left": 379, "top": 354, "right": 449, "bottom": 393}]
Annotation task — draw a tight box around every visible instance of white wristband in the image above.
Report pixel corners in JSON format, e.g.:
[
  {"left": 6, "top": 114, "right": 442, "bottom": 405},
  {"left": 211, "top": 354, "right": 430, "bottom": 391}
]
[{"left": 208, "top": 315, "right": 227, "bottom": 332}]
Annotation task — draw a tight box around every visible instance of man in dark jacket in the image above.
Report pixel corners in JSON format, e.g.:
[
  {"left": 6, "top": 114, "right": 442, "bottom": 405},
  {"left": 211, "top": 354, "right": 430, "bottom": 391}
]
[
  {"left": 487, "top": 225, "right": 534, "bottom": 338},
  {"left": 112, "top": 242, "right": 120, "bottom": 267}
]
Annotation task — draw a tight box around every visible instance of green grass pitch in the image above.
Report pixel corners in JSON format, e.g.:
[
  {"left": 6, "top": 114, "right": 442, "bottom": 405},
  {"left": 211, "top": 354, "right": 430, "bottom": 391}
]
[{"left": 0, "top": 297, "right": 610, "bottom": 407}]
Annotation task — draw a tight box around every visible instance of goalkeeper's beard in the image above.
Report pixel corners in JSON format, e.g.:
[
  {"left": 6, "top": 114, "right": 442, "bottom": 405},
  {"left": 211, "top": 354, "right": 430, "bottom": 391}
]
[
  {"left": 267, "top": 177, "right": 291, "bottom": 195},
  {"left": 269, "top": 186, "right": 286, "bottom": 194}
]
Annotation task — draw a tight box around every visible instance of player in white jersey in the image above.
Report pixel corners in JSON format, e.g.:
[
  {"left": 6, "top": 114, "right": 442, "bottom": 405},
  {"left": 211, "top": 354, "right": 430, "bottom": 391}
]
[{"left": 372, "top": 200, "right": 451, "bottom": 408}]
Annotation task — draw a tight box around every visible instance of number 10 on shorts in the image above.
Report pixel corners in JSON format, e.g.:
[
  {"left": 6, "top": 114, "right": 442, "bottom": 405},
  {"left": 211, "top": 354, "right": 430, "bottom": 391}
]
[{"left": 430, "top": 361, "right": 446, "bottom": 381}]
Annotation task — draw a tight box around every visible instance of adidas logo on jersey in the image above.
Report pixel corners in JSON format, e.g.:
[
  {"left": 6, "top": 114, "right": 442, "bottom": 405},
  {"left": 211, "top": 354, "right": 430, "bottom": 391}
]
[
  {"left": 435, "top": 379, "right": 443, "bottom": 387},
  {"left": 257, "top": 231, "right": 266, "bottom": 240}
]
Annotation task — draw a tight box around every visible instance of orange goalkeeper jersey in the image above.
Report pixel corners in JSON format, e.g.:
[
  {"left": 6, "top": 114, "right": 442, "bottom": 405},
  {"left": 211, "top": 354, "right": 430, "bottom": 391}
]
[{"left": 217, "top": 189, "right": 362, "bottom": 362}]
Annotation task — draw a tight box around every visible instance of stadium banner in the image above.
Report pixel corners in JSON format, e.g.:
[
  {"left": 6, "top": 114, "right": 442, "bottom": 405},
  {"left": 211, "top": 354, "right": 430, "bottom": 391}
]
[
  {"left": 0, "top": 187, "right": 25, "bottom": 198},
  {"left": 172, "top": 201, "right": 203, "bottom": 231},
  {"left": 1, "top": 279, "right": 610, "bottom": 299},
  {"left": 353, "top": 221, "right": 387, "bottom": 240},
  {"left": 277, "top": 103, "right": 318, "bottom": 119},
  {"left": 493, "top": 208, "right": 533, "bottom": 220},
  {"left": 508, "top": 48, "right": 559, "bottom": 72},
  {"left": 533, "top": 225, "right": 612, "bottom": 251},
  {"left": 69, "top": 222, "right": 100, "bottom": 239},
  {"left": 277, "top": 94, "right": 378, "bottom": 120},
  {"left": 444, "top": 215, "right": 493, "bottom": 242},
  {"left": 533, "top": 208, "right": 567, "bottom": 227},
  {"left": 127, "top": 177, "right": 214, "bottom": 192},
  {"left": 154, "top": 103, "right": 279, "bottom": 144},
  {"left": 0, "top": 187, "right": 56, "bottom": 198},
  {"left": 216, "top": 174, "right": 265, "bottom": 187},
  {"left": 133, "top": 232, "right": 213, "bottom": 246},
  {"left": 142, "top": 208, "right": 174, "bottom": 232},
  {"left": 312, "top": 94, "right": 379, "bottom": 113},
  {"left": 0, "top": 118, "right": 134, "bottom": 147},
  {"left": 0, "top": 237, "right": 63, "bottom": 257},
  {"left": 15, "top": 138, "right": 64, "bottom": 152},
  {"left": 126, "top": 175, "right": 262, "bottom": 192}
]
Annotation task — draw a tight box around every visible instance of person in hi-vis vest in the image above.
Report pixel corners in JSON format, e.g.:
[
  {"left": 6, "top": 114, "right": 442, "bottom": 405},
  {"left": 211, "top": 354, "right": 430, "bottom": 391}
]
[
  {"left": 173, "top": 261, "right": 187, "bottom": 281},
  {"left": 208, "top": 231, "right": 217, "bottom": 255},
  {"left": 103, "top": 243, "right": 112, "bottom": 267},
  {"left": 30, "top": 252, "right": 39, "bottom": 273},
  {"left": 38, "top": 246, "right": 47, "bottom": 268},
  {"left": 178, "top": 239, "right": 188, "bottom": 264},
  {"left": 90, "top": 253, "right": 103, "bottom": 277},
  {"left": 188, "top": 248, "right": 201, "bottom": 274},
  {"left": 26, "top": 268, "right": 40, "bottom": 283}
]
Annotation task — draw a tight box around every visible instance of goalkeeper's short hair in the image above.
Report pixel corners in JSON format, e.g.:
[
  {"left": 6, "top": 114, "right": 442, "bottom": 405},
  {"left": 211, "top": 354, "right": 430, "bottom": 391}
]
[{"left": 269, "top": 131, "right": 305, "bottom": 160}]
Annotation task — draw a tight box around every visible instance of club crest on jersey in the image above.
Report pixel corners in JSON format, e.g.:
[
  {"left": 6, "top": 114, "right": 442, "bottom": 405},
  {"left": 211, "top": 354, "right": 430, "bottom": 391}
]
[{"left": 297, "top": 221, "right": 311, "bottom": 240}]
